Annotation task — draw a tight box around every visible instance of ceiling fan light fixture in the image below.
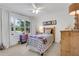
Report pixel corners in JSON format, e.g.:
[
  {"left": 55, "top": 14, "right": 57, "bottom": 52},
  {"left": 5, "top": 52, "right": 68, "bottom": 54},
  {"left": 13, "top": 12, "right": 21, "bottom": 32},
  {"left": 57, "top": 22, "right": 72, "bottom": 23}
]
[
  {"left": 32, "top": 10, "right": 35, "bottom": 13},
  {"left": 32, "top": 9, "right": 40, "bottom": 14},
  {"left": 35, "top": 9, "right": 39, "bottom": 14}
]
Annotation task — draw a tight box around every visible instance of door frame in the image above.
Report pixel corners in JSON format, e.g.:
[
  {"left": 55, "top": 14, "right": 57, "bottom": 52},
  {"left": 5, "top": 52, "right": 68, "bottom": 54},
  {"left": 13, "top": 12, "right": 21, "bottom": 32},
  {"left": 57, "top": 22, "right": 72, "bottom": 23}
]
[{"left": 8, "top": 13, "right": 31, "bottom": 47}]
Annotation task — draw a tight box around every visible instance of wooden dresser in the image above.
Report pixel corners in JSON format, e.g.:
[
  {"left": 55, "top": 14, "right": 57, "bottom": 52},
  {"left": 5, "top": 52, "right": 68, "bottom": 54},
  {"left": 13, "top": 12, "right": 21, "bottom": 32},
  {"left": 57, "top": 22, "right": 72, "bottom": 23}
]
[{"left": 61, "top": 31, "right": 79, "bottom": 56}]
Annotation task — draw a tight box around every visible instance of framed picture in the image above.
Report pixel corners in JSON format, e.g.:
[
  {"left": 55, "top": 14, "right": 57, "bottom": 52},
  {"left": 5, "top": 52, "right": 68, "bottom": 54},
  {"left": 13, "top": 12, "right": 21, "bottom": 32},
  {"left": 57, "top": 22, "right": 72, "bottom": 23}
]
[
  {"left": 43, "top": 20, "right": 57, "bottom": 25},
  {"left": 52, "top": 20, "right": 57, "bottom": 25}
]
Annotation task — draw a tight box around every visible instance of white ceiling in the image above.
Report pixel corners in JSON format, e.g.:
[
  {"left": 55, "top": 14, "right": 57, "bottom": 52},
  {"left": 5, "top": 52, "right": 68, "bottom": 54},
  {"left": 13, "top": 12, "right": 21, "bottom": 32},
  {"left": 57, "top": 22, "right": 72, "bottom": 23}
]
[{"left": 0, "top": 3, "right": 70, "bottom": 17}]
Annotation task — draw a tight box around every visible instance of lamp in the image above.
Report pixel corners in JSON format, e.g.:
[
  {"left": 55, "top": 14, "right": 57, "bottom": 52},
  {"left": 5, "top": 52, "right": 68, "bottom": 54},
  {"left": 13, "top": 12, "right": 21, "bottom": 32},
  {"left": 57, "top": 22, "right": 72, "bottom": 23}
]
[
  {"left": 39, "top": 26, "right": 43, "bottom": 33},
  {"left": 69, "top": 3, "right": 79, "bottom": 30}
]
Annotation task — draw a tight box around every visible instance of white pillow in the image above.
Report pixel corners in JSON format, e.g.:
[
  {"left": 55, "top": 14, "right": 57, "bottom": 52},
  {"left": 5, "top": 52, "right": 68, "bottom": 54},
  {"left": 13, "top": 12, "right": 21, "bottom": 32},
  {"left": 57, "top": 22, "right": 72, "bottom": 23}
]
[{"left": 45, "top": 31, "right": 50, "bottom": 34}]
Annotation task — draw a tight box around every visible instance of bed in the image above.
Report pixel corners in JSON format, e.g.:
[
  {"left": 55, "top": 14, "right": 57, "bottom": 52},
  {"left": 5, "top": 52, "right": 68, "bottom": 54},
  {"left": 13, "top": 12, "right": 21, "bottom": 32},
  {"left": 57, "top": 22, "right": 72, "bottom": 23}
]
[{"left": 27, "top": 27, "right": 55, "bottom": 56}]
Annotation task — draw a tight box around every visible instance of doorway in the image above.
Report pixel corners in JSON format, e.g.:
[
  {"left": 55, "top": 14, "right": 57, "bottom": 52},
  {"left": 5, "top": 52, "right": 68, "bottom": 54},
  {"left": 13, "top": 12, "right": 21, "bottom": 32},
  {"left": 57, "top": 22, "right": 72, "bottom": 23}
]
[{"left": 9, "top": 16, "right": 30, "bottom": 47}]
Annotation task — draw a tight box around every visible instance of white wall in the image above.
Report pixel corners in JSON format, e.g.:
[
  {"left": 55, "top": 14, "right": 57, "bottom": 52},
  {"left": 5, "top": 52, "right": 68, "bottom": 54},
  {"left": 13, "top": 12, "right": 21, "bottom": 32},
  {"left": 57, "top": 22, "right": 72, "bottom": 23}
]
[
  {"left": 30, "top": 17, "right": 37, "bottom": 35},
  {"left": 2, "top": 9, "right": 9, "bottom": 48},
  {"left": 36, "top": 11, "right": 74, "bottom": 43},
  {"left": 0, "top": 8, "right": 2, "bottom": 45}
]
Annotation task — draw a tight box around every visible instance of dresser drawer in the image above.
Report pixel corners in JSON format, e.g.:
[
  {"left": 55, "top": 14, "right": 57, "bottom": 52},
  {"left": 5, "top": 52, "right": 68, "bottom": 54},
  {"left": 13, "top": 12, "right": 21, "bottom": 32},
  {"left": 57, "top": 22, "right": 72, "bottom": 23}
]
[
  {"left": 61, "top": 31, "right": 79, "bottom": 56},
  {"left": 61, "top": 49, "right": 70, "bottom": 56}
]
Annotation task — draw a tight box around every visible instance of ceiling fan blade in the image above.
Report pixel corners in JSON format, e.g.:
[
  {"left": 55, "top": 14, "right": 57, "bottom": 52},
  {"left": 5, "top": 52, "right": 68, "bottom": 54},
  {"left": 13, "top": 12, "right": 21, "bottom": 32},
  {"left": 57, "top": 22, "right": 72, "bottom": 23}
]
[
  {"left": 38, "top": 7, "right": 45, "bottom": 10},
  {"left": 32, "top": 3, "right": 37, "bottom": 9},
  {"left": 24, "top": 9, "right": 33, "bottom": 10}
]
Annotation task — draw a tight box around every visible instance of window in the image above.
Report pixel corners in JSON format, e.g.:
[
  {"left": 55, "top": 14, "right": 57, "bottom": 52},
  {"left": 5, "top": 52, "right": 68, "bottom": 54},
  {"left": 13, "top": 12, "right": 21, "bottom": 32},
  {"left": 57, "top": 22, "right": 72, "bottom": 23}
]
[
  {"left": 20, "top": 20, "right": 24, "bottom": 32},
  {"left": 10, "top": 16, "right": 30, "bottom": 33},
  {"left": 15, "top": 19, "right": 24, "bottom": 32},
  {"left": 25, "top": 21, "right": 30, "bottom": 33}
]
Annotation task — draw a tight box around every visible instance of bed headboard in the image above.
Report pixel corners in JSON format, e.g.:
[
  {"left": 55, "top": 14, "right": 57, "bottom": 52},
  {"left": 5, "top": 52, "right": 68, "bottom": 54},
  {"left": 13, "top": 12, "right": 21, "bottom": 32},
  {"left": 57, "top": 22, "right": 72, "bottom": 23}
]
[
  {"left": 44, "top": 27, "right": 55, "bottom": 34},
  {"left": 43, "top": 27, "right": 55, "bottom": 39}
]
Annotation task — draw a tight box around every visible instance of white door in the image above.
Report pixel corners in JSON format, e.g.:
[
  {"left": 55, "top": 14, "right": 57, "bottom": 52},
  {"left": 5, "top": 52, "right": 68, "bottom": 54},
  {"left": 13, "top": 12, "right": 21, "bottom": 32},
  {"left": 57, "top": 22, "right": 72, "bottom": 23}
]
[
  {"left": 9, "top": 16, "right": 30, "bottom": 47},
  {"left": 9, "top": 17, "right": 17, "bottom": 46},
  {"left": 9, "top": 17, "right": 25, "bottom": 46}
]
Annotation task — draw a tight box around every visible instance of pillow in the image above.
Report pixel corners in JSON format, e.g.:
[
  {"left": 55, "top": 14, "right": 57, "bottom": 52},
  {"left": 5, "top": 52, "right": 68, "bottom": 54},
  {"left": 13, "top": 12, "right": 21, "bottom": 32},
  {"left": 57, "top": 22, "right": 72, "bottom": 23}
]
[{"left": 45, "top": 31, "right": 50, "bottom": 34}]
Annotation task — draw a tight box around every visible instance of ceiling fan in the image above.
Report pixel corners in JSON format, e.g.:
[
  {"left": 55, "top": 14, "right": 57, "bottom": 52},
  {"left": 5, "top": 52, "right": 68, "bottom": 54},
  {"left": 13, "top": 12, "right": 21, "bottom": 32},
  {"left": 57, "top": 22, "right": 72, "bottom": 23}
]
[{"left": 27, "top": 3, "right": 45, "bottom": 14}]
